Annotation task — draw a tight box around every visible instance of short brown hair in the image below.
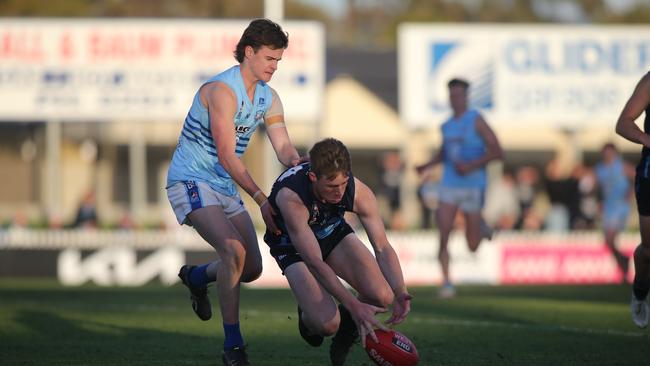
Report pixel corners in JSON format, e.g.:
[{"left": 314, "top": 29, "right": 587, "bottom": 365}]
[
  {"left": 447, "top": 78, "right": 470, "bottom": 90},
  {"left": 234, "top": 18, "right": 289, "bottom": 63},
  {"left": 309, "top": 138, "right": 351, "bottom": 179},
  {"left": 602, "top": 142, "right": 617, "bottom": 152}
]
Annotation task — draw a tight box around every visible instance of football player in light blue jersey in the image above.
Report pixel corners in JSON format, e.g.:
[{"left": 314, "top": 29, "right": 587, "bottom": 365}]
[
  {"left": 166, "top": 19, "right": 306, "bottom": 366},
  {"left": 594, "top": 143, "right": 634, "bottom": 279},
  {"left": 415, "top": 78, "right": 502, "bottom": 299}
]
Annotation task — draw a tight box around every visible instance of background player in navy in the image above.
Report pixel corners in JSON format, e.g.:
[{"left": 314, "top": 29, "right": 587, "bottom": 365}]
[
  {"left": 616, "top": 72, "right": 650, "bottom": 328},
  {"left": 166, "top": 19, "right": 305, "bottom": 365},
  {"left": 415, "top": 78, "right": 502, "bottom": 298},
  {"left": 264, "top": 138, "right": 412, "bottom": 366}
]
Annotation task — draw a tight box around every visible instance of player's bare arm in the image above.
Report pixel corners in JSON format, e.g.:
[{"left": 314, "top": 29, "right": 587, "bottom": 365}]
[
  {"left": 264, "top": 88, "right": 306, "bottom": 167},
  {"left": 204, "top": 81, "right": 280, "bottom": 233},
  {"left": 353, "top": 178, "right": 412, "bottom": 325},
  {"left": 277, "top": 187, "right": 386, "bottom": 343},
  {"left": 616, "top": 73, "right": 650, "bottom": 148},
  {"left": 415, "top": 150, "right": 443, "bottom": 175},
  {"left": 277, "top": 187, "right": 358, "bottom": 307},
  {"left": 455, "top": 115, "right": 503, "bottom": 175}
]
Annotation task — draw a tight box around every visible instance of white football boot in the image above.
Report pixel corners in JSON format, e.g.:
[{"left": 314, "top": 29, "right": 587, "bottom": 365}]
[
  {"left": 438, "top": 283, "right": 456, "bottom": 299},
  {"left": 630, "top": 294, "right": 649, "bottom": 329}
]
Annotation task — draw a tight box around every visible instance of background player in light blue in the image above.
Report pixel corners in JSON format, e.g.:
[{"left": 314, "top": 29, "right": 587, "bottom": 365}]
[
  {"left": 416, "top": 78, "right": 502, "bottom": 298},
  {"left": 166, "top": 19, "right": 306, "bottom": 366},
  {"left": 594, "top": 142, "right": 634, "bottom": 278}
]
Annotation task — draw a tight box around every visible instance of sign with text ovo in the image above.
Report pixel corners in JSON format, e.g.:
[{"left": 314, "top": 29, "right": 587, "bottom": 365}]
[
  {"left": 398, "top": 24, "right": 650, "bottom": 128},
  {"left": 0, "top": 19, "right": 324, "bottom": 122}
]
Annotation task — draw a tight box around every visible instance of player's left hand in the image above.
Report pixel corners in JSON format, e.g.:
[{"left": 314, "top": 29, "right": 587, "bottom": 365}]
[
  {"left": 349, "top": 300, "right": 388, "bottom": 346},
  {"left": 385, "top": 292, "right": 413, "bottom": 325}
]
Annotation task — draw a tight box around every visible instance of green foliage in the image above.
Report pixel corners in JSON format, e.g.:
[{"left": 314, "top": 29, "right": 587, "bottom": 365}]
[
  {"left": 0, "top": 0, "right": 329, "bottom": 19},
  {"left": 0, "top": 0, "right": 648, "bottom": 47},
  {"left": 0, "top": 0, "right": 93, "bottom": 16},
  {"left": 0, "top": 279, "right": 647, "bottom": 365}
]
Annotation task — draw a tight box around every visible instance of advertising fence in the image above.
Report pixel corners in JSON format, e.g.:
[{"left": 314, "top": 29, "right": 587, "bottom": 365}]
[{"left": 0, "top": 229, "right": 637, "bottom": 287}]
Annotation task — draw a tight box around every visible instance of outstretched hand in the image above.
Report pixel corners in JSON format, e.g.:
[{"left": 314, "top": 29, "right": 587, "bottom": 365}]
[
  {"left": 385, "top": 293, "right": 413, "bottom": 326},
  {"left": 349, "top": 301, "right": 388, "bottom": 346}
]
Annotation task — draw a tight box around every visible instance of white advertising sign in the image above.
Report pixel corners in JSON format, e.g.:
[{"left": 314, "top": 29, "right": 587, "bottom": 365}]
[
  {"left": 399, "top": 24, "right": 650, "bottom": 128},
  {"left": 0, "top": 19, "right": 324, "bottom": 121}
]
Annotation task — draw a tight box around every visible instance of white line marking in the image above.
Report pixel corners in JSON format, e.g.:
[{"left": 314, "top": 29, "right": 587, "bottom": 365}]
[{"left": 243, "top": 309, "right": 645, "bottom": 338}]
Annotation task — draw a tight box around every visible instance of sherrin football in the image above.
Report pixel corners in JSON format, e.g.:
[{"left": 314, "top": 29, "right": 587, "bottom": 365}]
[{"left": 365, "top": 329, "right": 419, "bottom": 366}]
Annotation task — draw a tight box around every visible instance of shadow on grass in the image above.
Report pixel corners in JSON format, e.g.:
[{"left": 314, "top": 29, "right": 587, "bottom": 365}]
[
  {"left": 2, "top": 310, "right": 217, "bottom": 366},
  {"left": 2, "top": 307, "right": 346, "bottom": 366}
]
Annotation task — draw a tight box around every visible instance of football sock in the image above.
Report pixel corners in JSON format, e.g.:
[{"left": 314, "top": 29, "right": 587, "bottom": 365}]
[
  {"left": 189, "top": 264, "right": 211, "bottom": 288},
  {"left": 337, "top": 304, "right": 357, "bottom": 337},
  {"left": 223, "top": 322, "right": 244, "bottom": 349},
  {"left": 633, "top": 280, "right": 650, "bottom": 301}
]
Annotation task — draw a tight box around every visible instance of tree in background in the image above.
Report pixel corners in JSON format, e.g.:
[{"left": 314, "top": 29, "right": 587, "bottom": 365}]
[{"left": 0, "top": 0, "right": 648, "bottom": 48}]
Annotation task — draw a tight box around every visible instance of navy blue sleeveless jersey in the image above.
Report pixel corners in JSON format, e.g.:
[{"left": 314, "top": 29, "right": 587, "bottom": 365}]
[{"left": 265, "top": 163, "right": 355, "bottom": 242}]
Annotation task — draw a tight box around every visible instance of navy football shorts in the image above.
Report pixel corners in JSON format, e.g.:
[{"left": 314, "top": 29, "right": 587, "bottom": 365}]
[{"left": 264, "top": 222, "right": 354, "bottom": 273}]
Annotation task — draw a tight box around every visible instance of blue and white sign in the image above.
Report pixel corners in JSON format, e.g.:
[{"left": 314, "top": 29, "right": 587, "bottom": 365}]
[{"left": 399, "top": 24, "right": 650, "bottom": 128}]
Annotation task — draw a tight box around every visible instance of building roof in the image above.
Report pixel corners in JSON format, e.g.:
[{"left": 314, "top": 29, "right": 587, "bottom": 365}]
[{"left": 326, "top": 47, "right": 398, "bottom": 111}]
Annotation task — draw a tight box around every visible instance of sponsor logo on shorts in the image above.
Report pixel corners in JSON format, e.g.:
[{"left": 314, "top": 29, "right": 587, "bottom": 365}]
[{"left": 185, "top": 180, "right": 202, "bottom": 210}]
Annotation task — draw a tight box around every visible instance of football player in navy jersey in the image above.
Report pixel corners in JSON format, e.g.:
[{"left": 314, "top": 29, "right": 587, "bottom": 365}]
[
  {"left": 616, "top": 72, "right": 650, "bottom": 328},
  {"left": 263, "top": 138, "right": 412, "bottom": 366}
]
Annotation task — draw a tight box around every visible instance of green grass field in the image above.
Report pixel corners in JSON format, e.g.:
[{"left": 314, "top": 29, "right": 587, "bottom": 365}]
[{"left": 1, "top": 279, "right": 647, "bottom": 365}]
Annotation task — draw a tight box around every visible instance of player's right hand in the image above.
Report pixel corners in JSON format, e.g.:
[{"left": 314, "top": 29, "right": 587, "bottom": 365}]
[
  {"left": 260, "top": 201, "right": 281, "bottom": 235},
  {"left": 349, "top": 301, "right": 388, "bottom": 346}
]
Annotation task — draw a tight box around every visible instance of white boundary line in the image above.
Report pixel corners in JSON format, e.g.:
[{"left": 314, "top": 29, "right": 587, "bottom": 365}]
[
  {"left": 243, "top": 310, "right": 646, "bottom": 338},
  {"left": 407, "top": 315, "right": 645, "bottom": 338}
]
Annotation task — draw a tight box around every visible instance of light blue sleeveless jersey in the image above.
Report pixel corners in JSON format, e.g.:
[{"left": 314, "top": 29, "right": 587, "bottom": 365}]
[
  {"left": 166, "top": 65, "right": 273, "bottom": 196},
  {"left": 595, "top": 157, "right": 629, "bottom": 210},
  {"left": 440, "top": 109, "right": 487, "bottom": 188}
]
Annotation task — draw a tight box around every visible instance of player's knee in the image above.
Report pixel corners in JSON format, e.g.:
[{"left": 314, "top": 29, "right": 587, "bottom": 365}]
[
  {"left": 378, "top": 289, "right": 395, "bottom": 308},
  {"left": 220, "top": 240, "right": 246, "bottom": 272},
  {"left": 240, "top": 262, "right": 263, "bottom": 283},
  {"left": 636, "top": 244, "right": 650, "bottom": 260},
  {"left": 466, "top": 232, "right": 481, "bottom": 251},
  {"left": 367, "top": 287, "right": 394, "bottom": 308},
  {"left": 319, "top": 317, "right": 339, "bottom": 337},
  {"left": 305, "top": 313, "right": 338, "bottom": 337},
  {"left": 468, "top": 240, "right": 480, "bottom": 252}
]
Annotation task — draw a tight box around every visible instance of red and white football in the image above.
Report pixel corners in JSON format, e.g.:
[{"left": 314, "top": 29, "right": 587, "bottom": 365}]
[{"left": 365, "top": 329, "right": 419, "bottom": 366}]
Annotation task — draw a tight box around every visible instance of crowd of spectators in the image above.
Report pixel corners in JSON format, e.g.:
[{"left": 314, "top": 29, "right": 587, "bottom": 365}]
[{"left": 2, "top": 154, "right": 638, "bottom": 233}]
